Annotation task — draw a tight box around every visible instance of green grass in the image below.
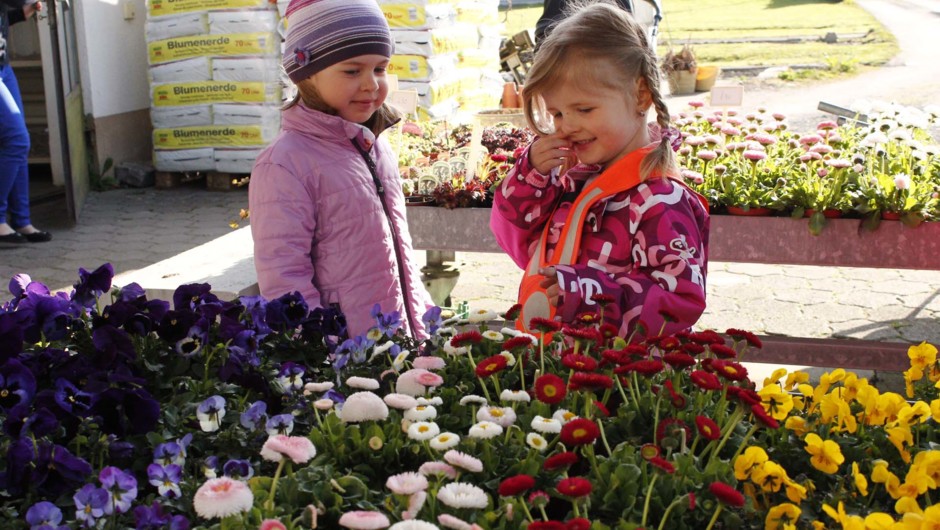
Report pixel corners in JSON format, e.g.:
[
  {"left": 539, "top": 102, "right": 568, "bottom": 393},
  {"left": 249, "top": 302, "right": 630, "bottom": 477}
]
[{"left": 499, "top": 0, "right": 898, "bottom": 75}]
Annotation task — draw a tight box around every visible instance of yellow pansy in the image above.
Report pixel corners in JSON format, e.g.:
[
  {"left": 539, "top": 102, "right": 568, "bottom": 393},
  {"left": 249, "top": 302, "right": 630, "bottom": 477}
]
[
  {"left": 912, "top": 450, "right": 940, "bottom": 486},
  {"left": 785, "top": 370, "right": 809, "bottom": 391},
  {"left": 765, "top": 503, "right": 801, "bottom": 530},
  {"left": 804, "top": 433, "right": 845, "bottom": 474},
  {"left": 907, "top": 341, "right": 937, "bottom": 371},
  {"left": 763, "top": 367, "right": 788, "bottom": 388},
  {"left": 785, "top": 416, "right": 809, "bottom": 436},
  {"left": 734, "top": 446, "right": 769, "bottom": 481},
  {"left": 931, "top": 399, "right": 940, "bottom": 423},
  {"left": 752, "top": 460, "right": 788, "bottom": 493},
  {"left": 862, "top": 512, "right": 895, "bottom": 530},
  {"left": 759, "top": 384, "right": 795, "bottom": 420},
  {"left": 852, "top": 462, "right": 869, "bottom": 496},
  {"left": 897, "top": 401, "right": 931, "bottom": 426},
  {"left": 822, "top": 501, "right": 865, "bottom": 530},
  {"left": 842, "top": 372, "right": 868, "bottom": 401},
  {"left": 872, "top": 460, "right": 902, "bottom": 499},
  {"left": 887, "top": 425, "right": 914, "bottom": 464},
  {"left": 819, "top": 389, "right": 858, "bottom": 433},
  {"left": 894, "top": 496, "right": 921, "bottom": 515},
  {"left": 783, "top": 477, "right": 808, "bottom": 504},
  {"left": 899, "top": 463, "right": 935, "bottom": 497}
]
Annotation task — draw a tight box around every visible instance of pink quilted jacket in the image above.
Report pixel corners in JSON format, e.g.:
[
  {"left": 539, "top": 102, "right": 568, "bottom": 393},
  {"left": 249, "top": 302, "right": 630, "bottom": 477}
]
[
  {"left": 490, "top": 142, "right": 710, "bottom": 340},
  {"left": 249, "top": 103, "right": 433, "bottom": 339}
]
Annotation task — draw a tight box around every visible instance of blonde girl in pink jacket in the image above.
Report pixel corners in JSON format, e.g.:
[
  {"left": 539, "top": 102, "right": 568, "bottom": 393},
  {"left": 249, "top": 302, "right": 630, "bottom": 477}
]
[{"left": 249, "top": 0, "right": 433, "bottom": 340}]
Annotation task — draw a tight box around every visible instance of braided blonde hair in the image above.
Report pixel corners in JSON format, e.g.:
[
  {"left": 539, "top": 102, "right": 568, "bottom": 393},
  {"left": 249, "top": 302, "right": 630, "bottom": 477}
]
[{"left": 521, "top": 1, "right": 676, "bottom": 179}]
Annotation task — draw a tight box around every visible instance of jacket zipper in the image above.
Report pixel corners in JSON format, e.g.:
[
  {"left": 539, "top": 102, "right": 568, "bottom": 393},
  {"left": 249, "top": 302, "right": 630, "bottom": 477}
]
[{"left": 352, "top": 139, "right": 420, "bottom": 340}]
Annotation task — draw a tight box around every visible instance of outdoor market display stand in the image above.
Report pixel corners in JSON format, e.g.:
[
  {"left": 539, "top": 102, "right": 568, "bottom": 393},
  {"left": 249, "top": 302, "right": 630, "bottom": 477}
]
[{"left": 406, "top": 206, "right": 940, "bottom": 371}]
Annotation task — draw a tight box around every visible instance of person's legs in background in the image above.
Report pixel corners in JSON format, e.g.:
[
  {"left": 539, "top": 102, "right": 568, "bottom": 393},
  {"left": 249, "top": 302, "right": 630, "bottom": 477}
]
[{"left": 0, "top": 63, "right": 51, "bottom": 243}]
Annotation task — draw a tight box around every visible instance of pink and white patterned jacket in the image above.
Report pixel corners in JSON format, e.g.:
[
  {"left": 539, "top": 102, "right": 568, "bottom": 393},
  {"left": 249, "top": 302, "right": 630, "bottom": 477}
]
[{"left": 490, "top": 143, "right": 710, "bottom": 340}]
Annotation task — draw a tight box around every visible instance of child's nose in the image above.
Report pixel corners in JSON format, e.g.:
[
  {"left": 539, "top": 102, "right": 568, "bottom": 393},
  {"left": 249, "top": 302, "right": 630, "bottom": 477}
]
[{"left": 362, "top": 75, "right": 379, "bottom": 91}]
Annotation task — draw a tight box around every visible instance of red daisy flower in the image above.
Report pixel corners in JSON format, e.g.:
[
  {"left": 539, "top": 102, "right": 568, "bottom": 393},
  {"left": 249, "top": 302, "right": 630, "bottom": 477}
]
[
  {"left": 625, "top": 344, "right": 649, "bottom": 359},
  {"left": 694, "top": 415, "right": 721, "bottom": 440},
  {"left": 640, "top": 443, "right": 660, "bottom": 461},
  {"left": 559, "top": 418, "right": 600, "bottom": 446},
  {"left": 709, "top": 343, "right": 737, "bottom": 359},
  {"left": 727, "top": 386, "right": 761, "bottom": 406},
  {"left": 503, "top": 335, "right": 535, "bottom": 352},
  {"left": 690, "top": 370, "right": 722, "bottom": 391},
  {"left": 502, "top": 303, "right": 522, "bottom": 321},
  {"left": 498, "top": 474, "right": 536, "bottom": 497},
  {"left": 649, "top": 456, "right": 676, "bottom": 474},
  {"left": 619, "top": 359, "right": 664, "bottom": 377},
  {"left": 598, "top": 323, "right": 618, "bottom": 340},
  {"left": 750, "top": 403, "right": 780, "bottom": 429},
  {"left": 475, "top": 354, "right": 508, "bottom": 378},
  {"left": 655, "top": 418, "right": 691, "bottom": 447},
  {"left": 726, "top": 328, "right": 762, "bottom": 348},
  {"left": 601, "top": 348, "right": 631, "bottom": 365},
  {"left": 543, "top": 451, "right": 579, "bottom": 472},
  {"left": 682, "top": 342, "right": 705, "bottom": 356},
  {"left": 528, "top": 522, "right": 566, "bottom": 530},
  {"left": 576, "top": 312, "right": 600, "bottom": 325},
  {"left": 590, "top": 293, "right": 616, "bottom": 307},
  {"left": 563, "top": 325, "right": 602, "bottom": 343},
  {"left": 709, "top": 481, "right": 745, "bottom": 507},
  {"left": 654, "top": 335, "right": 682, "bottom": 351},
  {"left": 565, "top": 518, "right": 591, "bottom": 530},
  {"left": 562, "top": 354, "right": 598, "bottom": 372},
  {"left": 451, "top": 330, "right": 483, "bottom": 347},
  {"left": 662, "top": 352, "right": 696, "bottom": 369},
  {"left": 556, "top": 477, "right": 592, "bottom": 498},
  {"left": 534, "top": 373, "right": 567, "bottom": 405},
  {"left": 689, "top": 492, "right": 697, "bottom": 510},
  {"left": 528, "top": 490, "right": 550, "bottom": 507},
  {"left": 712, "top": 360, "right": 749, "bottom": 381},
  {"left": 529, "top": 317, "right": 563, "bottom": 333},
  {"left": 688, "top": 330, "right": 723, "bottom": 345},
  {"left": 569, "top": 372, "right": 614, "bottom": 391}
]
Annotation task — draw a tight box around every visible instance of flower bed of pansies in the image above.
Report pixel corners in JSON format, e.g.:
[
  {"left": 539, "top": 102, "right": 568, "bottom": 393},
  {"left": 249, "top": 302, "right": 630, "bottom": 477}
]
[
  {"left": 674, "top": 101, "right": 940, "bottom": 234},
  {"left": 2, "top": 264, "right": 940, "bottom": 530}
]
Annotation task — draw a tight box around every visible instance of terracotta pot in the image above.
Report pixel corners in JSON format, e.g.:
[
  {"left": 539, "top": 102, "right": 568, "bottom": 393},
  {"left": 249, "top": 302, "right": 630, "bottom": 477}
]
[
  {"left": 726, "top": 206, "right": 772, "bottom": 216},
  {"left": 881, "top": 211, "right": 901, "bottom": 220},
  {"left": 804, "top": 209, "right": 843, "bottom": 218}
]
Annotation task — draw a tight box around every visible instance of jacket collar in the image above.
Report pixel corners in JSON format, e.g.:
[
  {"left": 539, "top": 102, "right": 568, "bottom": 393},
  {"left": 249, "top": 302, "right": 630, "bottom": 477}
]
[{"left": 281, "top": 103, "right": 397, "bottom": 152}]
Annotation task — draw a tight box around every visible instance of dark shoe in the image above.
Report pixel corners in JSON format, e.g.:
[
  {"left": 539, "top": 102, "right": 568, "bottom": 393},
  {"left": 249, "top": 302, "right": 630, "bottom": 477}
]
[
  {"left": 0, "top": 232, "right": 27, "bottom": 246},
  {"left": 21, "top": 230, "right": 52, "bottom": 243}
]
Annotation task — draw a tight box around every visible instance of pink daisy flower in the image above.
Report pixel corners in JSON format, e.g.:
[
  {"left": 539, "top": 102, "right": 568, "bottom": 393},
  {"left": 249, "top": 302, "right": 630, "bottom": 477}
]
[
  {"left": 260, "top": 435, "right": 317, "bottom": 464},
  {"left": 338, "top": 510, "right": 391, "bottom": 529},
  {"left": 443, "top": 450, "right": 483, "bottom": 473},
  {"left": 193, "top": 477, "right": 253, "bottom": 519}
]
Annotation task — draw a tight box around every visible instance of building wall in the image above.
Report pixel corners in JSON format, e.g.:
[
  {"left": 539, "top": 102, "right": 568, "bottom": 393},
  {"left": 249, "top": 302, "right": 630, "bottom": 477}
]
[{"left": 75, "top": 0, "right": 151, "bottom": 165}]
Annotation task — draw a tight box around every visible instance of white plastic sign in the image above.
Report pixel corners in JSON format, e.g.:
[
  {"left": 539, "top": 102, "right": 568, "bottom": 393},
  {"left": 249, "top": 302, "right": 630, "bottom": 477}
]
[{"left": 710, "top": 86, "right": 744, "bottom": 107}]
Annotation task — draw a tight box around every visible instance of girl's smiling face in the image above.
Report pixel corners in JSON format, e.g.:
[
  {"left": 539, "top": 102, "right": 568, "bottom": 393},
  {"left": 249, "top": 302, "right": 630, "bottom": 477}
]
[
  {"left": 310, "top": 55, "right": 390, "bottom": 124},
  {"left": 542, "top": 76, "right": 652, "bottom": 170}
]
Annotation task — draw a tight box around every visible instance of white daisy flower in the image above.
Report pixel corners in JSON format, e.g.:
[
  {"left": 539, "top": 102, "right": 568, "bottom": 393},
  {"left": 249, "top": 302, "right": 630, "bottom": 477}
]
[
  {"left": 407, "top": 421, "right": 440, "bottom": 441},
  {"left": 436, "top": 326, "right": 457, "bottom": 337},
  {"left": 384, "top": 393, "right": 419, "bottom": 410},
  {"left": 437, "top": 482, "right": 489, "bottom": 509},
  {"left": 526, "top": 432, "right": 548, "bottom": 452},
  {"left": 552, "top": 409, "right": 578, "bottom": 424},
  {"left": 340, "top": 392, "right": 389, "bottom": 423},
  {"left": 386, "top": 471, "right": 429, "bottom": 495},
  {"left": 389, "top": 520, "right": 440, "bottom": 530},
  {"left": 392, "top": 350, "right": 411, "bottom": 371},
  {"left": 429, "top": 432, "right": 460, "bottom": 451},
  {"left": 499, "top": 327, "right": 521, "bottom": 337},
  {"left": 500, "top": 389, "right": 530, "bottom": 403},
  {"left": 404, "top": 405, "right": 437, "bottom": 422},
  {"left": 498, "top": 350, "right": 516, "bottom": 367},
  {"left": 418, "top": 461, "right": 458, "bottom": 479},
  {"left": 476, "top": 406, "right": 516, "bottom": 428},
  {"left": 346, "top": 376, "right": 380, "bottom": 390},
  {"left": 303, "top": 381, "right": 334, "bottom": 395},
  {"left": 468, "top": 309, "right": 497, "bottom": 324},
  {"left": 481, "top": 330, "right": 504, "bottom": 342},
  {"left": 417, "top": 396, "right": 443, "bottom": 406},
  {"left": 442, "top": 341, "right": 468, "bottom": 356},
  {"left": 443, "top": 450, "right": 483, "bottom": 472},
  {"left": 468, "top": 420, "right": 503, "bottom": 439},
  {"left": 459, "top": 395, "right": 487, "bottom": 406},
  {"left": 530, "top": 415, "right": 562, "bottom": 434},
  {"left": 313, "top": 398, "right": 334, "bottom": 411}
]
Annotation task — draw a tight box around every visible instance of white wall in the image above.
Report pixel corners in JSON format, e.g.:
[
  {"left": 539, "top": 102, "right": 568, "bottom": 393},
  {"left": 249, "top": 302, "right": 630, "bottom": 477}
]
[{"left": 74, "top": 0, "right": 149, "bottom": 118}]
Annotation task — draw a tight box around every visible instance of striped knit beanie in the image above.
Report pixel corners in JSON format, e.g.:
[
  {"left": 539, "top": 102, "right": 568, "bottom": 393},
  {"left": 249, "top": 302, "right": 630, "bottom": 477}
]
[{"left": 282, "top": 0, "right": 393, "bottom": 83}]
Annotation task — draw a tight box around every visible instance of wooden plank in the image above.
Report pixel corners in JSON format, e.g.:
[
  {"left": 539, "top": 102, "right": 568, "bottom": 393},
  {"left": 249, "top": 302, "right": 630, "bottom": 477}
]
[
  {"left": 406, "top": 207, "right": 940, "bottom": 271},
  {"left": 743, "top": 335, "right": 911, "bottom": 372},
  {"left": 206, "top": 172, "right": 249, "bottom": 192},
  {"left": 155, "top": 171, "right": 205, "bottom": 189}
]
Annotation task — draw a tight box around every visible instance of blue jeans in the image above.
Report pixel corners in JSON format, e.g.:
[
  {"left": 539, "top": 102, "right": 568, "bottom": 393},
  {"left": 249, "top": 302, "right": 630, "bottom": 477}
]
[{"left": 0, "top": 63, "right": 32, "bottom": 229}]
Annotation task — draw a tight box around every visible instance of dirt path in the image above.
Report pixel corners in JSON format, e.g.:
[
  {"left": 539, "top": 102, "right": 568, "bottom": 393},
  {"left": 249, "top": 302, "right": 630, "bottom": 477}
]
[{"left": 668, "top": 0, "right": 940, "bottom": 132}]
